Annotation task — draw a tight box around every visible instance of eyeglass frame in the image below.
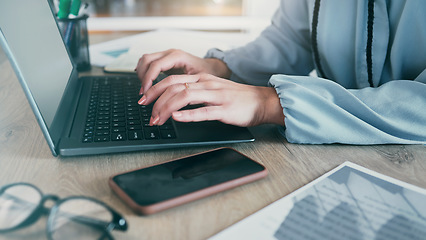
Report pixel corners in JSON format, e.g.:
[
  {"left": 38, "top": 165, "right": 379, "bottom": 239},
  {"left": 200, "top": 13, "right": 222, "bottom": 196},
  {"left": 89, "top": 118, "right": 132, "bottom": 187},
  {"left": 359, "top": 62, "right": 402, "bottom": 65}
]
[{"left": 0, "top": 182, "right": 128, "bottom": 239}]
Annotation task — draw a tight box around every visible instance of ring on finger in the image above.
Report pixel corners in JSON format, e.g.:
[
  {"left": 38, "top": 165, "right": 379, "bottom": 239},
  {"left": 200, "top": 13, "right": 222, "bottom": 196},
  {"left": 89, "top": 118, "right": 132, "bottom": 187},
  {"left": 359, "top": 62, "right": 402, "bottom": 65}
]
[{"left": 184, "top": 82, "right": 190, "bottom": 89}]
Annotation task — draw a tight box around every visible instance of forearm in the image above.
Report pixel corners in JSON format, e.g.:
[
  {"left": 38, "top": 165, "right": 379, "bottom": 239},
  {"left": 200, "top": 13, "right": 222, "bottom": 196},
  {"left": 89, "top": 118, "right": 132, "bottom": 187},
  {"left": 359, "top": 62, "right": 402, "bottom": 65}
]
[{"left": 258, "top": 86, "right": 285, "bottom": 126}]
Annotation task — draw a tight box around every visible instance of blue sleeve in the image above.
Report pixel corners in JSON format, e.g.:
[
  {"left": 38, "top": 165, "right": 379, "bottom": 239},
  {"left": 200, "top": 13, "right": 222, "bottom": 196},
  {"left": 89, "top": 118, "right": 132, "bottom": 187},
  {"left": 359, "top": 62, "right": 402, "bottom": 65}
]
[
  {"left": 205, "top": 0, "right": 314, "bottom": 86},
  {"left": 270, "top": 72, "right": 426, "bottom": 144}
]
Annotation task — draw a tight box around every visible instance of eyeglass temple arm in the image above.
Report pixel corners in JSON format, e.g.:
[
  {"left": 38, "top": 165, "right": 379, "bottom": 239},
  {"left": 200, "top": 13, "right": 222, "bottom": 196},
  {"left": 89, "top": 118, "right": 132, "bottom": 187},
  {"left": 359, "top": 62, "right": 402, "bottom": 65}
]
[{"left": 54, "top": 210, "right": 127, "bottom": 232}]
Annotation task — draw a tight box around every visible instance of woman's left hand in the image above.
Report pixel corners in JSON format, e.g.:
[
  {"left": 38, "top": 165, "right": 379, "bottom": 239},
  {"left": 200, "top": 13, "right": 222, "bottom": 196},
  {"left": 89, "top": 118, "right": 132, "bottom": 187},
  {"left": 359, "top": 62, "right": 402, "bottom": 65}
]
[{"left": 137, "top": 74, "right": 285, "bottom": 127}]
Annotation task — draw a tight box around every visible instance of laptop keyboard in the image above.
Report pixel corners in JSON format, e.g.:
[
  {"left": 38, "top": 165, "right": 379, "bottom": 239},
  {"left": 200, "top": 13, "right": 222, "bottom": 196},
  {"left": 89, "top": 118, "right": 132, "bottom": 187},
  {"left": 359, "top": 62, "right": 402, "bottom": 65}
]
[{"left": 82, "top": 76, "right": 176, "bottom": 143}]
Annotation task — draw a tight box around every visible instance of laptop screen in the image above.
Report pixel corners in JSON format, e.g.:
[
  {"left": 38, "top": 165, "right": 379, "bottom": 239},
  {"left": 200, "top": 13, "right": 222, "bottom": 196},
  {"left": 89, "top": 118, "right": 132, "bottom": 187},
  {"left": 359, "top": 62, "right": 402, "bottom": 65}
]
[{"left": 0, "top": 0, "right": 73, "bottom": 127}]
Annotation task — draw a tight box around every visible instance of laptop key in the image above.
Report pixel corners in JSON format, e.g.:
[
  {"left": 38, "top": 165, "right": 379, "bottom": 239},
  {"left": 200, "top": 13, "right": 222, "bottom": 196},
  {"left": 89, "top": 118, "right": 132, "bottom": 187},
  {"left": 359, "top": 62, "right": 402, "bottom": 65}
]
[
  {"left": 127, "top": 125, "right": 141, "bottom": 131},
  {"left": 95, "top": 136, "right": 110, "bottom": 142},
  {"left": 95, "top": 130, "right": 110, "bottom": 136},
  {"left": 160, "top": 130, "right": 176, "bottom": 139},
  {"left": 96, "top": 125, "right": 110, "bottom": 130},
  {"left": 112, "top": 117, "right": 125, "bottom": 122},
  {"left": 127, "top": 120, "right": 141, "bottom": 125},
  {"left": 112, "top": 132, "right": 126, "bottom": 141},
  {"left": 127, "top": 116, "right": 140, "bottom": 121},
  {"left": 82, "top": 76, "right": 182, "bottom": 144},
  {"left": 144, "top": 127, "right": 160, "bottom": 140},
  {"left": 112, "top": 122, "right": 125, "bottom": 128},
  {"left": 83, "top": 132, "right": 93, "bottom": 138},
  {"left": 128, "top": 130, "right": 143, "bottom": 140},
  {"left": 112, "top": 127, "right": 126, "bottom": 133},
  {"left": 159, "top": 124, "right": 173, "bottom": 130},
  {"left": 112, "top": 113, "right": 125, "bottom": 118}
]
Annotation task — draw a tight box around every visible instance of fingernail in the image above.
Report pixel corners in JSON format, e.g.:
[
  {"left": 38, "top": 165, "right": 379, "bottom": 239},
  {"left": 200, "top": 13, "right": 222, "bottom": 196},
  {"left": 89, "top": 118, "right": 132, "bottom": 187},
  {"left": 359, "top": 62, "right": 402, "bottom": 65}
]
[
  {"left": 172, "top": 111, "right": 182, "bottom": 118},
  {"left": 150, "top": 115, "right": 160, "bottom": 125},
  {"left": 138, "top": 96, "right": 146, "bottom": 105},
  {"left": 139, "top": 86, "right": 145, "bottom": 95}
]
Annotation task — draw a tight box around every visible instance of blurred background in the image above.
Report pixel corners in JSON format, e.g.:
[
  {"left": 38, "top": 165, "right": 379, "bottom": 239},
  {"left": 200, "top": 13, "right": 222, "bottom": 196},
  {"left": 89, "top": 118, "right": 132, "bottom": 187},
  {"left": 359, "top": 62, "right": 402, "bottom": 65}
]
[
  {"left": 79, "top": 0, "right": 280, "bottom": 34},
  {"left": 1, "top": 0, "right": 280, "bottom": 67},
  {"left": 88, "top": 0, "right": 245, "bottom": 17}
]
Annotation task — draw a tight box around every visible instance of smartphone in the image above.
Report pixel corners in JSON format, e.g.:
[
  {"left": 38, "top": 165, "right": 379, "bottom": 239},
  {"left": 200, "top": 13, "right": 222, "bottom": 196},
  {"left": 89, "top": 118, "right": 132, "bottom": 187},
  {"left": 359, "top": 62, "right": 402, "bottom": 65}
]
[{"left": 109, "top": 147, "right": 268, "bottom": 215}]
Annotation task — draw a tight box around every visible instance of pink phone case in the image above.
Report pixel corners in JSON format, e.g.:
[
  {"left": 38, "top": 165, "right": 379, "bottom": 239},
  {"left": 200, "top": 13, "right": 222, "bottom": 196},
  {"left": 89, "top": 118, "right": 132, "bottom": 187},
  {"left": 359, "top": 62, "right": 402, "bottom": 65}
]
[{"left": 109, "top": 147, "right": 268, "bottom": 215}]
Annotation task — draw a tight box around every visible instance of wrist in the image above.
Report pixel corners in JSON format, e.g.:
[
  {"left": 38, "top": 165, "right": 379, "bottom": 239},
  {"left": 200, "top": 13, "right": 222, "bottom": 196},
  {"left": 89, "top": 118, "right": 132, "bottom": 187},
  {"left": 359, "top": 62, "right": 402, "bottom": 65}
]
[
  {"left": 204, "top": 58, "right": 231, "bottom": 79},
  {"left": 259, "top": 87, "right": 285, "bottom": 126}
]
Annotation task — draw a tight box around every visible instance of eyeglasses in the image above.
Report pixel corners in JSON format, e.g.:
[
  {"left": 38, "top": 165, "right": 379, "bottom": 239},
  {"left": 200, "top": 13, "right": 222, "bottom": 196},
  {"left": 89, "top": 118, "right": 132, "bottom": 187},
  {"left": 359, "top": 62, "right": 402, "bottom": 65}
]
[{"left": 0, "top": 182, "right": 127, "bottom": 240}]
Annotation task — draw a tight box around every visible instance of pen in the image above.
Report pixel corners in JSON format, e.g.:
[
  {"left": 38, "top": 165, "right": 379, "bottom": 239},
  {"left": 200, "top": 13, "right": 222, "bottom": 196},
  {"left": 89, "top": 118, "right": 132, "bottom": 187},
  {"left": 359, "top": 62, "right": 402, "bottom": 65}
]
[
  {"left": 70, "top": 0, "right": 82, "bottom": 16},
  {"left": 58, "top": 0, "right": 72, "bottom": 19},
  {"left": 78, "top": 2, "right": 89, "bottom": 16},
  {"left": 64, "top": 21, "right": 75, "bottom": 48}
]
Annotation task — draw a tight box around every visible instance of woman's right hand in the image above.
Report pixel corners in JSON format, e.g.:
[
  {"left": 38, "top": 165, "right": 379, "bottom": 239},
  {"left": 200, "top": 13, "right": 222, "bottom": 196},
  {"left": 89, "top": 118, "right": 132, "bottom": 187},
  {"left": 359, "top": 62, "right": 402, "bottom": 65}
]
[
  {"left": 135, "top": 49, "right": 231, "bottom": 95},
  {"left": 138, "top": 73, "right": 285, "bottom": 127}
]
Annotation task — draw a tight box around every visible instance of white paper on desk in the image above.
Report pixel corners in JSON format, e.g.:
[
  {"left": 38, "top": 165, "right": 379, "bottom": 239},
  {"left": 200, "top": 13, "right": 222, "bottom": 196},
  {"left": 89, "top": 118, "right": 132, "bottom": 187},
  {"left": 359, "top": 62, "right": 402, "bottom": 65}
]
[
  {"left": 210, "top": 162, "right": 426, "bottom": 240},
  {"left": 90, "top": 29, "right": 254, "bottom": 72},
  {"left": 89, "top": 33, "right": 148, "bottom": 67}
]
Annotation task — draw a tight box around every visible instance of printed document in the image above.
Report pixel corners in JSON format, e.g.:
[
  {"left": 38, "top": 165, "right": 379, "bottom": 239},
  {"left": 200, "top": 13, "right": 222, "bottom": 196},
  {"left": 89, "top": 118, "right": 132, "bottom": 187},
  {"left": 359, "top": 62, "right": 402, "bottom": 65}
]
[{"left": 210, "top": 162, "right": 426, "bottom": 240}]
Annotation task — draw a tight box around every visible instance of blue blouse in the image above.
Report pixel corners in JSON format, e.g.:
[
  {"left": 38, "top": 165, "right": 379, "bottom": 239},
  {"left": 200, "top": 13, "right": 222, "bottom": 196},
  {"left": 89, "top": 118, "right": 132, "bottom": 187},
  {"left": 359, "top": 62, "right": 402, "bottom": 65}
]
[{"left": 206, "top": 0, "right": 426, "bottom": 144}]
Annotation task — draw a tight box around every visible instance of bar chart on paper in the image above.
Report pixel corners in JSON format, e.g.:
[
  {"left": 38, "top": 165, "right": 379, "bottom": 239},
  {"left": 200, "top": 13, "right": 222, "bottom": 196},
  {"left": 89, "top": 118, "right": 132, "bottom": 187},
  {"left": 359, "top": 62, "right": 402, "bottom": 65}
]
[{"left": 211, "top": 162, "right": 426, "bottom": 240}]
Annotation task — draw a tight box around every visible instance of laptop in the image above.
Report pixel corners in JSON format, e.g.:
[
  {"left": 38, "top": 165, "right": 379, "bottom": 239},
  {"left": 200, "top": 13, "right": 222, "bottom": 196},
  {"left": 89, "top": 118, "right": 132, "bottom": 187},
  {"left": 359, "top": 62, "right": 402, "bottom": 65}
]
[{"left": 0, "top": 0, "right": 254, "bottom": 157}]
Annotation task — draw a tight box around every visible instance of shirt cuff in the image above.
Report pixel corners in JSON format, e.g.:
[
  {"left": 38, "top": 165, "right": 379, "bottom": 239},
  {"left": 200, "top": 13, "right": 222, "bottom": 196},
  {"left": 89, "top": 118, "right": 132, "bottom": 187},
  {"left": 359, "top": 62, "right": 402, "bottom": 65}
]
[
  {"left": 204, "top": 48, "right": 226, "bottom": 60},
  {"left": 204, "top": 48, "right": 244, "bottom": 83}
]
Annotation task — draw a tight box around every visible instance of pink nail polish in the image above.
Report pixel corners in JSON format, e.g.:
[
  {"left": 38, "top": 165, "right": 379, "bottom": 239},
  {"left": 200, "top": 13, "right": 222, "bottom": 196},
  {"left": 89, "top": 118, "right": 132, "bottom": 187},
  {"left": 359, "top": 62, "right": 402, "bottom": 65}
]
[
  {"left": 151, "top": 116, "right": 160, "bottom": 125},
  {"left": 138, "top": 96, "right": 146, "bottom": 105}
]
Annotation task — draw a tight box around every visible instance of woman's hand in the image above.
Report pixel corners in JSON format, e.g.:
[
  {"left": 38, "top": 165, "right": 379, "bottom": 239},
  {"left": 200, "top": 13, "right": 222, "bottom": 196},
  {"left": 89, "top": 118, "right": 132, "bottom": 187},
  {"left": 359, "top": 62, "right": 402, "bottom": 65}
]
[
  {"left": 138, "top": 74, "right": 285, "bottom": 127},
  {"left": 135, "top": 49, "right": 231, "bottom": 95}
]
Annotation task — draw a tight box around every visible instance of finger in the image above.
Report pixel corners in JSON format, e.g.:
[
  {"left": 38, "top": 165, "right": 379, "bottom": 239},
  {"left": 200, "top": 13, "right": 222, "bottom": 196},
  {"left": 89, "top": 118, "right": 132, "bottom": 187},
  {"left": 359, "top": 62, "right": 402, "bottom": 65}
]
[
  {"left": 136, "top": 51, "right": 170, "bottom": 94},
  {"left": 140, "top": 50, "right": 189, "bottom": 94},
  {"left": 184, "top": 78, "right": 224, "bottom": 90},
  {"left": 148, "top": 74, "right": 228, "bottom": 123},
  {"left": 136, "top": 51, "right": 166, "bottom": 74},
  {"left": 151, "top": 89, "right": 223, "bottom": 125},
  {"left": 172, "top": 106, "right": 223, "bottom": 122},
  {"left": 153, "top": 73, "right": 225, "bottom": 92},
  {"left": 140, "top": 74, "right": 201, "bottom": 106}
]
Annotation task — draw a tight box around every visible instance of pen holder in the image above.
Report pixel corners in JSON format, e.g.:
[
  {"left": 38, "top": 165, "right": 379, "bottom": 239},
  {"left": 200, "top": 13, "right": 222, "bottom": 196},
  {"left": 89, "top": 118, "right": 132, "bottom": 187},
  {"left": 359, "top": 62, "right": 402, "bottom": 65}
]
[{"left": 57, "top": 14, "right": 91, "bottom": 71}]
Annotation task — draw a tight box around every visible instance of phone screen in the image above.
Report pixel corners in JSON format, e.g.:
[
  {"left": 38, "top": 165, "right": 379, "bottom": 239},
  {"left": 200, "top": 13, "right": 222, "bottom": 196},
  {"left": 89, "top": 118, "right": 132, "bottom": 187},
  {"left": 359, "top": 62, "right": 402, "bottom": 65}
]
[{"left": 112, "top": 148, "right": 266, "bottom": 206}]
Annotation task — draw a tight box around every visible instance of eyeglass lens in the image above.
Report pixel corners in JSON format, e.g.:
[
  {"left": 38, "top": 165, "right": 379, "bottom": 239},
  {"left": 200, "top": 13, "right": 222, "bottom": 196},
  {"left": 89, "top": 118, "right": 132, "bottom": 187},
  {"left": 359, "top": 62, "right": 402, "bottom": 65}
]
[
  {"left": 0, "top": 185, "right": 42, "bottom": 230},
  {"left": 49, "top": 198, "right": 114, "bottom": 240}
]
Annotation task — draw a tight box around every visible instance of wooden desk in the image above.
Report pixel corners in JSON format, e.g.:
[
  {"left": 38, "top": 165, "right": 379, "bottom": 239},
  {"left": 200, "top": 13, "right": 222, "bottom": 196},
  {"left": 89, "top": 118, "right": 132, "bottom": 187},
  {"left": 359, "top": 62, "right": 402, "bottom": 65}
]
[{"left": 1, "top": 39, "right": 425, "bottom": 240}]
